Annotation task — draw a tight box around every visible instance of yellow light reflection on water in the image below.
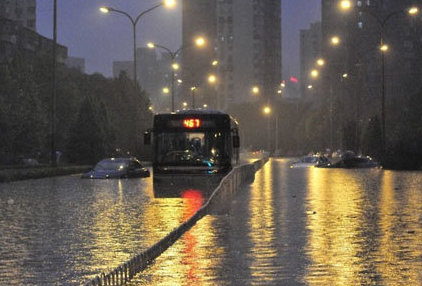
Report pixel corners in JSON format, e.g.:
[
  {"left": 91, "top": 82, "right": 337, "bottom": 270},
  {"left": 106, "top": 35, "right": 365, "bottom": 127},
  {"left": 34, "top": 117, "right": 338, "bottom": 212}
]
[
  {"left": 305, "top": 168, "right": 366, "bottom": 285},
  {"left": 248, "top": 160, "right": 277, "bottom": 283},
  {"left": 87, "top": 178, "right": 186, "bottom": 277},
  {"left": 377, "top": 171, "right": 422, "bottom": 284}
]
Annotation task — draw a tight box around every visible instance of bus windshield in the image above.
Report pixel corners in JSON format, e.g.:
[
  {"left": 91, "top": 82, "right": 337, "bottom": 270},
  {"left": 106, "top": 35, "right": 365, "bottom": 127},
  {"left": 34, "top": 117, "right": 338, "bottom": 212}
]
[{"left": 156, "top": 131, "right": 229, "bottom": 166}]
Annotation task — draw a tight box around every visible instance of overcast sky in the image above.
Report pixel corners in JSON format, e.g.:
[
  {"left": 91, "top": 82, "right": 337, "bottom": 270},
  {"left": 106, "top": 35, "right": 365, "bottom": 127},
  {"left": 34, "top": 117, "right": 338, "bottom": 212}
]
[{"left": 36, "top": 0, "right": 321, "bottom": 79}]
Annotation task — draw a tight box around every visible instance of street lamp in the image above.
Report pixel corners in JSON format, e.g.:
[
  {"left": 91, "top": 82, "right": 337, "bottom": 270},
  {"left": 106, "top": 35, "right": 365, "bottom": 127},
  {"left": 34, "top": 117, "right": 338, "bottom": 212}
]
[
  {"left": 310, "top": 69, "right": 319, "bottom": 79},
  {"left": 339, "top": 0, "right": 352, "bottom": 11},
  {"left": 190, "top": 87, "right": 197, "bottom": 108},
  {"left": 99, "top": 1, "right": 176, "bottom": 87},
  {"left": 207, "top": 74, "right": 217, "bottom": 84},
  {"left": 147, "top": 37, "right": 205, "bottom": 112},
  {"left": 362, "top": 6, "right": 419, "bottom": 157},
  {"left": 251, "top": 86, "right": 260, "bottom": 95},
  {"left": 263, "top": 106, "right": 271, "bottom": 151},
  {"left": 317, "top": 58, "right": 325, "bottom": 67},
  {"left": 162, "top": 87, "right": 170, "bottom": 94},
  {"left": 330, "top": 36, "right": 341, "bottom": 46},
  {"left": 50, "top": 0, "right": 58, "bottom": 166}
]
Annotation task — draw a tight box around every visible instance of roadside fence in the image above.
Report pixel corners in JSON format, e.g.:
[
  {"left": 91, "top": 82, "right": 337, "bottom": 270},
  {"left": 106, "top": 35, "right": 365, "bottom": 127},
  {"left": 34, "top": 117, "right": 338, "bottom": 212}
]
[{"left": 84, "top": 156, "right": 268, "bottom": 286}]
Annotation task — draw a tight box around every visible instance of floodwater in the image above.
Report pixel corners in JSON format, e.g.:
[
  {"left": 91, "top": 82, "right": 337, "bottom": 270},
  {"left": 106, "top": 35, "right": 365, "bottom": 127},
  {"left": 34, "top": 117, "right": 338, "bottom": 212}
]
[
  {"left": 133, "top": 158, "right": 422, "bottom": 286},
  {"left": 0, "top": 158, "right": 421, "bottom": 285}
]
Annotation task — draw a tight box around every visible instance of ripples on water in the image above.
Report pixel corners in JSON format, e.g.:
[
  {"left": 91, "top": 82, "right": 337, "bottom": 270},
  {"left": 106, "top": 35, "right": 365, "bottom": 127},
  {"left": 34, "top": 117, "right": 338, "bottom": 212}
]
[{"left": 1, "top": 159, "right": 422, "bottom": 285}]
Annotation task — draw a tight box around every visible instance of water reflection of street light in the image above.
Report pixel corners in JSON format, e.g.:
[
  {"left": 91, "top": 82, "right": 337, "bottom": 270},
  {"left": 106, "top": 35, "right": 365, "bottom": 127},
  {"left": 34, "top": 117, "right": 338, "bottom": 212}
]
[{"left": 99, "top": 1, "right": 175, "bottom": 86}]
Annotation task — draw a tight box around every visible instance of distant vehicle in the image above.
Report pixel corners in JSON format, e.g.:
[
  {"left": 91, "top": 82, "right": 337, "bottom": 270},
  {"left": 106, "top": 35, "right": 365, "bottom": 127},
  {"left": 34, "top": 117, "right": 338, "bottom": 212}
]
[
  {"left": 290, "top": 155, "right": 329, "bottom": 168},
  {"left": 316, "top": 151, "right": 381, "bottom": 169},
  {"left": 81, "top": 157, "right": 150, "bottom": 179}
]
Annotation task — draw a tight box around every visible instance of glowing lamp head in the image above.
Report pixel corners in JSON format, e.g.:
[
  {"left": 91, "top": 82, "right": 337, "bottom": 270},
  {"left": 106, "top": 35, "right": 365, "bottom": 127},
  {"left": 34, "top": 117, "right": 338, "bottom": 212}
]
[
  {"left": 263, "top": 106, "right": 271, "bottom": 115},
  {"left": 99, "top": 7, "right": 110, "bottom": 13},
  {"left": 317, "top": 58, "right": 325, "bottom": 66},
  {"left": 147, "top": 42, "right": 155, "bottom": 49},
  {"left": 310, "top": 69, "right": 319, "bottom": 78},
  {"left": 331, "top": 36, "right": 341, "bottom": 46},
  {"left": 163, "top": 0, "right": 176, "bottom": 8},
  {"left": 195, "top": 37, "right": 206, "bottom": 47},
  {"left": 208, "top": 74, "right": 217, "bottom": 84},
  {"left": 409, "top": 7, "right": 419, "bottom": 15},
  {"left": 380, "top": 44, "right": 389, "bottom": 52},
  {"left": 339, "top": 0, "right": 352, "bottom": 11},
  {"left": 172, "top": 63, "right": 180, "bottom": 70}
]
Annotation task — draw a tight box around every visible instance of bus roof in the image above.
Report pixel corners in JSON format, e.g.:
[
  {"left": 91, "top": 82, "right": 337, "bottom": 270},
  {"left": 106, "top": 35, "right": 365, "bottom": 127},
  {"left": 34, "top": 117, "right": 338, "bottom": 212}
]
[{"left": 159, "top": 109, "right": 227, "bottom": 115}]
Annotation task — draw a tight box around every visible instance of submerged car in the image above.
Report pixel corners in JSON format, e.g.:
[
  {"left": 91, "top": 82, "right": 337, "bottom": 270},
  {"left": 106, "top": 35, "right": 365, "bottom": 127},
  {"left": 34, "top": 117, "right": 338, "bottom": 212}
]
[
  {"left": 81, "top": 157, "right": 150, "bottom": 179},
  {"left": 290, "top": 155, "right": 330, "bottom": 168},
  {"left": 317, "top": 152, "right": 381, "bottom": 169}
]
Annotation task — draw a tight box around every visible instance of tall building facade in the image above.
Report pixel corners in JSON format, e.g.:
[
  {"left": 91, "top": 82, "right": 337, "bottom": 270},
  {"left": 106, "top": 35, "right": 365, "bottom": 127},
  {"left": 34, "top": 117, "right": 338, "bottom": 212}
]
[
  {"left": 0, "top": 0, "right": 37, "bottom": 31},
  {"left": 182, "top": 0, "right": 217, "bottom": 109},
  {"left": 182, "top": 0, "right": 282, "bottom": 110},
  {"left": 300, "top": 22, "right": 322, "bottom": 101},
  {"left": 113, "top": 48, "right": 172, "bottom": 112},
  {"left": 320, "top": 0, "right": 422, "bottom": 150}
]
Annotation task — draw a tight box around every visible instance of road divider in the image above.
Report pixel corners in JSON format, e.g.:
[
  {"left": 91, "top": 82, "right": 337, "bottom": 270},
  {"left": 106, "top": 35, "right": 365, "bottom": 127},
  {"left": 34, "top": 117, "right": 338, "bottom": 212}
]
[{"left": 84, "top": 156, "right": 268, "bottom": 286}]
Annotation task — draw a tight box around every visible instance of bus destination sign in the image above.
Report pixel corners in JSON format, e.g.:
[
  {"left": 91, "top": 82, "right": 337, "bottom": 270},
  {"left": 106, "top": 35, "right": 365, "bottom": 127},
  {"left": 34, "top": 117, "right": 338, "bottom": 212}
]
[{"left": 183, "top": 118, "right": 201, "bottom": 128}]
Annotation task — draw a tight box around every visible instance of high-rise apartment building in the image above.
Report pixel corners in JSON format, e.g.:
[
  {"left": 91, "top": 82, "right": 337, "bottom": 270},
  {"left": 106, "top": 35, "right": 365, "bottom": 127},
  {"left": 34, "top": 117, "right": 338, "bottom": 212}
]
[
  {"left": 181, "top": 0, "right": 217, "bottom": 108},
  {"left": 300, "top": 22, "right": 322, "bottom": 100},
  {"left": 182, "top": 0, "right": 282, "bottom": 110},
  {"left": 0, "top": 0, "right": 37, "bottom": 31},
  {"left": 320, "top": 0, "right": 422, "bottom": 150}
]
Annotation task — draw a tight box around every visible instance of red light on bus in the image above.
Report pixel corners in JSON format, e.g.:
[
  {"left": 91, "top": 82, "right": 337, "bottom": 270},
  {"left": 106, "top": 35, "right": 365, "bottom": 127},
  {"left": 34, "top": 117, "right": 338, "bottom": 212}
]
[{"left": 183, "top": 118, "right": 201, "bottom": 128}]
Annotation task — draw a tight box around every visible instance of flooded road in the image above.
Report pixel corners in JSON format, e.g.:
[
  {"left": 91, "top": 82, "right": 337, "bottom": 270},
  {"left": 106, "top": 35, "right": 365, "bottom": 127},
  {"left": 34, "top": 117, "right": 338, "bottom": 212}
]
[
  {"left": 1, "top": 158, "right": 422, "bottom": 285},
  {"left": 133, "top": 158, "right": 422, "bottom": 286}
]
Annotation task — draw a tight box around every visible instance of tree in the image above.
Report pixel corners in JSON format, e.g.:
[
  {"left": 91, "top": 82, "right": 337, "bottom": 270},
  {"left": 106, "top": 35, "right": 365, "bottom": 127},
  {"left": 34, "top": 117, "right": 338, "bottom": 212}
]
[{"left": 66, "top": 97, "right": 107, "bottom": 164}]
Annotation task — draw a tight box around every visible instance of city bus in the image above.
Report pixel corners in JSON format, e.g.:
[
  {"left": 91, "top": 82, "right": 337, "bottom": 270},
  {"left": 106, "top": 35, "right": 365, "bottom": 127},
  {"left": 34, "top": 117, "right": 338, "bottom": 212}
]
[{"left": 144, "top": 109, "right": 240, "bottom": 194}]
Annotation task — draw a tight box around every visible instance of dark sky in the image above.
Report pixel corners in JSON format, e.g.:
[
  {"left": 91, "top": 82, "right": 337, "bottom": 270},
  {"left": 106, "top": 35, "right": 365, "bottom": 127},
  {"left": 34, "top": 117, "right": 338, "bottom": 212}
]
[{"left": 37, "top": 0, "right": 320, "bottom": 79}]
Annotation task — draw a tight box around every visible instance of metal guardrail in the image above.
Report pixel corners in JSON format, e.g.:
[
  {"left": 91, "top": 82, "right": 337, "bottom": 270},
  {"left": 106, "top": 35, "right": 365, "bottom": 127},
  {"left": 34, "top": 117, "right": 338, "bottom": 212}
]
[{"left": 84, "top": 156, "right": 268, "bottom": 286}]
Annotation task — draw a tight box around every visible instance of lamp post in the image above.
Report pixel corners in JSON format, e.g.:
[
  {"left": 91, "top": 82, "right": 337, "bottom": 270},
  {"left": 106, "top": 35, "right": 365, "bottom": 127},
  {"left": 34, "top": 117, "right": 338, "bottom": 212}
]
[
  {"left": 363, "top": 6, "right": 419, "bottom": 157},
  {"left": 100, "top": 0, "right": 176, "bottom": 87},
  {"left": 262, "top": 105, "right": 279, "bottom": 154},
  {"left": 190, "top": 87, "right": 197, "bottom": 108},
  {"left": 147, "top": 36, "right": 205, "bottom": 111},
  {"left": 339, "top": 1, "right": 419, "bottom": 157},
  {"left": 50, "top": 0, "right": 57, "bottom": 167},
  {"left": 147, "top": 43, "right": 183, "bottom": 112}
]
